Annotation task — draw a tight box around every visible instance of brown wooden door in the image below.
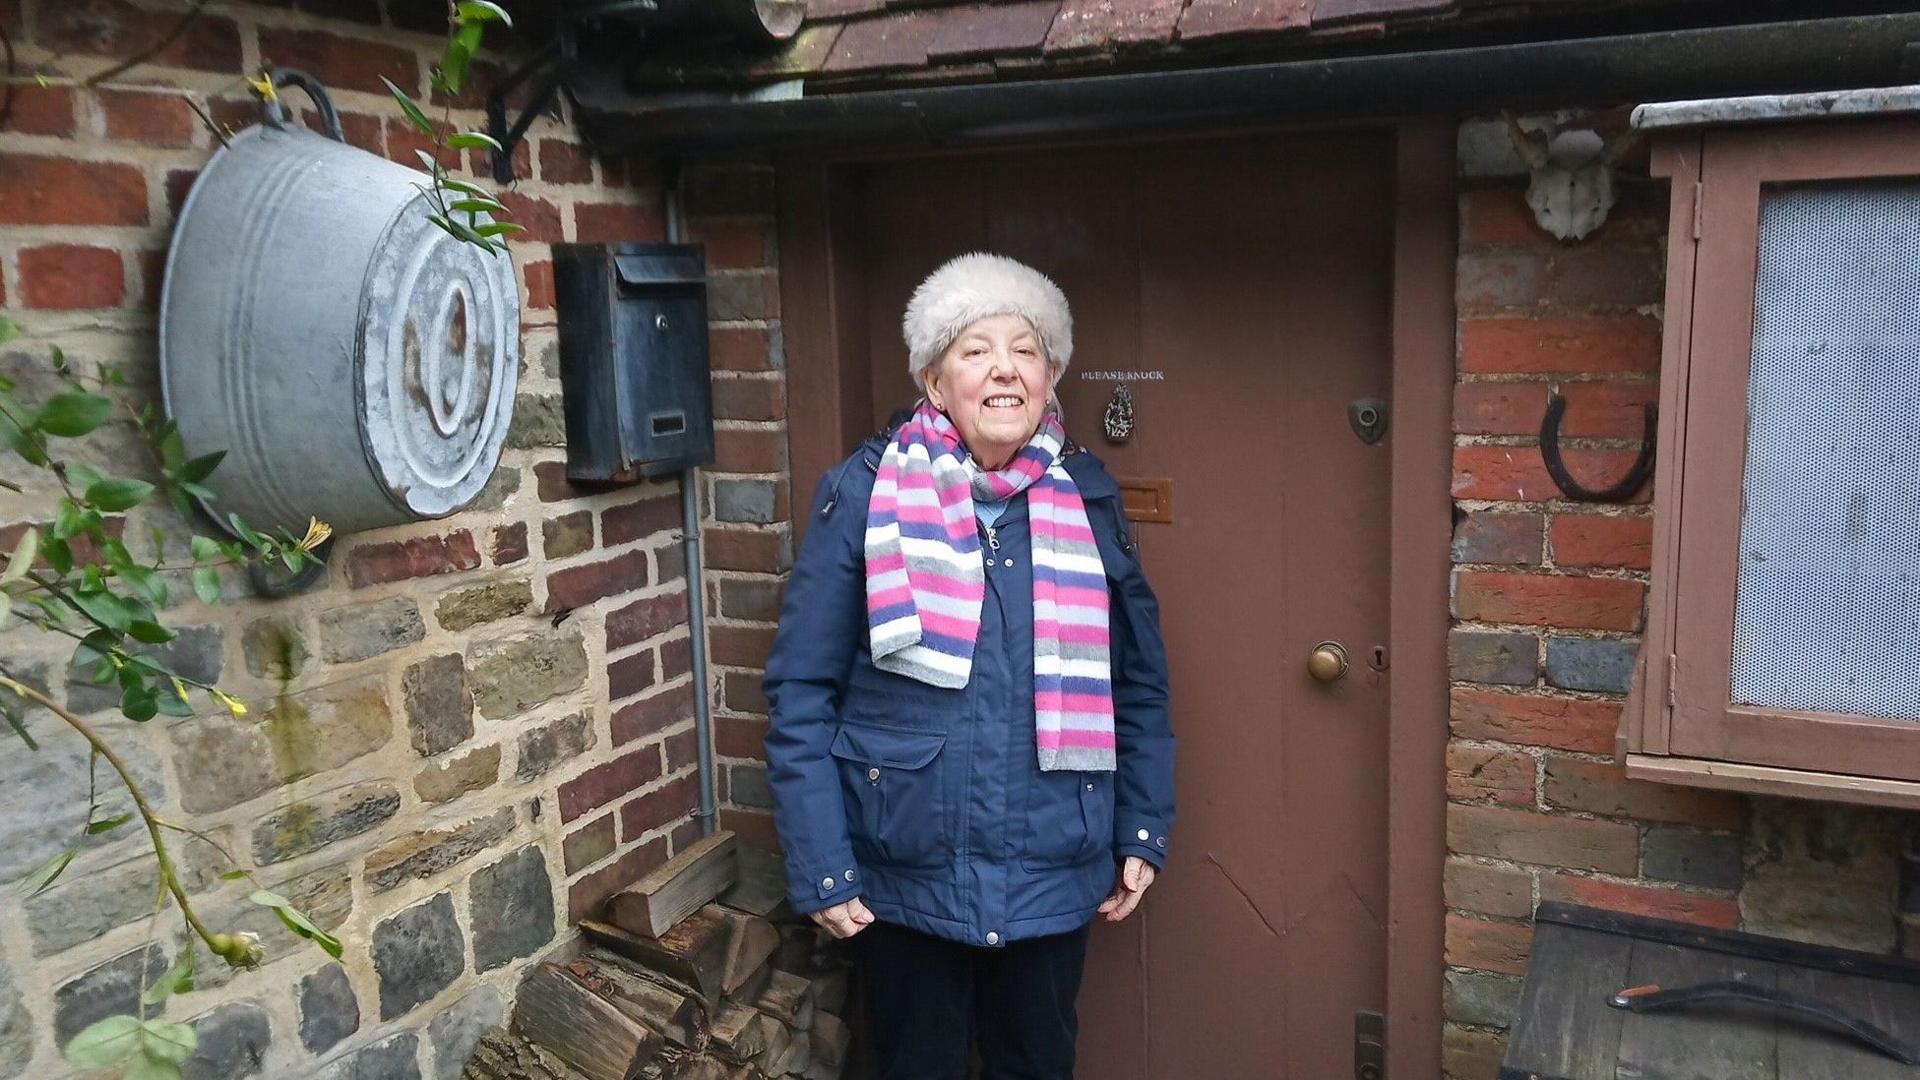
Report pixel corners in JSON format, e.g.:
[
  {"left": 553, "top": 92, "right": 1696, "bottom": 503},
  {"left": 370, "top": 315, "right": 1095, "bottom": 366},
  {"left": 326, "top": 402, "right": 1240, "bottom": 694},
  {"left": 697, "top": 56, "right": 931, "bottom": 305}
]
[{"left": 842, "top": 131, "right": 1396, "bottom": 1078}]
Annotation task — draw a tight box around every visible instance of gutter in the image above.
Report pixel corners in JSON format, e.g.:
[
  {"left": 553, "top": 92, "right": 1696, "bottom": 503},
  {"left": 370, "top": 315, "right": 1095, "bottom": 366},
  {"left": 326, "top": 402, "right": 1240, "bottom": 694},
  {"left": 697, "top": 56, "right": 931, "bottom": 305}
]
[{"left": 565, "top": 12, "right": 1920, "bottom": 154}]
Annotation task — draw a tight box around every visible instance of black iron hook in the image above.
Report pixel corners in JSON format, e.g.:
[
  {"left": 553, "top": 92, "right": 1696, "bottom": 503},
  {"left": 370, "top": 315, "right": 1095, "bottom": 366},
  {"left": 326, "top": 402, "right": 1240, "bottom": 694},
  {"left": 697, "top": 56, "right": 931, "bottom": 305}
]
[{"left": 1539, "top": 392, "right": 1656, "bottom": 502}]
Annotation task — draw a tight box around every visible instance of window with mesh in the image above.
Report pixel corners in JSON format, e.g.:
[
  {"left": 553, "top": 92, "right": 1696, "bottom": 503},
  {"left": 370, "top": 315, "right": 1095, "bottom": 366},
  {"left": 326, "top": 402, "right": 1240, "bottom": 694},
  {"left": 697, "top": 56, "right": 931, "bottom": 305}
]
[{"left": 1730, "top": 180, "right": 1920, "bottom": 722}]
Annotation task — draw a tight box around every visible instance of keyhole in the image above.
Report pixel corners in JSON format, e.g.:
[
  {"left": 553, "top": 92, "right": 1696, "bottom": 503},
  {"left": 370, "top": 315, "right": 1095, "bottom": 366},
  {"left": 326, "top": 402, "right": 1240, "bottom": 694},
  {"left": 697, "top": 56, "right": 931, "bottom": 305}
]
[{"left": 1370, "top": 645, "right": 1389, "bottom": 672}]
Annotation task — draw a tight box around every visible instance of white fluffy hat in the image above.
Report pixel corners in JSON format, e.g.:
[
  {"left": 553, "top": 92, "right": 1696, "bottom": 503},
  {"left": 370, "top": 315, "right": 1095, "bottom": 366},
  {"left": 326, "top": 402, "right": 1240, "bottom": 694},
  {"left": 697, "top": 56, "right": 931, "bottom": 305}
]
[{"left": 902, "top": 252, "right": 1073, "bottom": 379}]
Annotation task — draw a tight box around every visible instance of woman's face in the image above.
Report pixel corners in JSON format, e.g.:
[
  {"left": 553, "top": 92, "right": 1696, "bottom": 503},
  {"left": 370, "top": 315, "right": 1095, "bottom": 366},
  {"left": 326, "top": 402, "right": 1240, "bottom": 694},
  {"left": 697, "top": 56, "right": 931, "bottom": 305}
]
[{"left": 921, "top": 314, "right": 1059, "bottom": 471}]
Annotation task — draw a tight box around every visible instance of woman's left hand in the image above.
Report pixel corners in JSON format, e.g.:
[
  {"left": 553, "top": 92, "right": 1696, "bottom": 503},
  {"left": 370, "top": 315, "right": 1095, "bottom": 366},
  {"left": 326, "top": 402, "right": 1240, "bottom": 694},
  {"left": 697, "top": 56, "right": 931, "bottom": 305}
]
[{"left": 1098, "top": 856, "right": 1156, "bottom": 922}]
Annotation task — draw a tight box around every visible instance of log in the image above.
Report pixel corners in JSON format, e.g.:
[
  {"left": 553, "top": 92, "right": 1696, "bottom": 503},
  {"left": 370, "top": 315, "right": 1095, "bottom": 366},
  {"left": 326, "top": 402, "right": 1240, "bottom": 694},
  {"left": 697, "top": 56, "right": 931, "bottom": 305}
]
[
  {"left": 709, "top": 1002, "right": 771, "bottom": 1064},
  {"left": 565, "top": 953, "right": 705, "bottom": 1048},
  {"left": 755, "top": 970, "right": 816, "bottom": 1032},
  {"left": 714, "top": 907, "right": 780, "bottom": 993},
  {"left": 720, "top": 845, "right": 791, "bottom": 918},
  {"left": 512, "top": 963, "right": 662, "bottom": 1080},
  {"left": 728, "top": 961, "right": 774, "bottom": 1008},
  {"left": 771, "top": 924, "right": 815, "bottom": 976},
  {"left": 608, "top": 832, "right": 739, "bottom": 939},
  {"left": 810, "top": 968, "right": 849, "bottom": 1017},
  {"left": 583, "top": 914, "right": 730, "bottom": 1004},
  {"left": 808, "top": 1013, "right": 849, "bottom": 1072},
  {"left": 770, "top": 1026, "right": 811, "bottom": 1077},
  {"left": 755, "top": 1015, "right": 792, "bottom": 1075},
  {"left": 459, "top": 1026, "right": 591, "bottom": 1080}
]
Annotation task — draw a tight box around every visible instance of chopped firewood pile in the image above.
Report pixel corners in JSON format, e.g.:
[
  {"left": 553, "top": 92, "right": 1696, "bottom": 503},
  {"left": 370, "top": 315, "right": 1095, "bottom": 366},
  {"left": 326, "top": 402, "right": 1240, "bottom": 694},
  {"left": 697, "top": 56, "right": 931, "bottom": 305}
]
[{"left": 461, "top": 832, "right": 855, "bottom": 1080}]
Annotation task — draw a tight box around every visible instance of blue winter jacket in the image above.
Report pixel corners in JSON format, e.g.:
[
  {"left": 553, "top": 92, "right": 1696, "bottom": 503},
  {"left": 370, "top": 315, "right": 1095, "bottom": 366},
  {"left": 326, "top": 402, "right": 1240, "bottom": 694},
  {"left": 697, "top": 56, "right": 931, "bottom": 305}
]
[{"left": 763, "top": 424, "right": 1176, "bottom": 948}]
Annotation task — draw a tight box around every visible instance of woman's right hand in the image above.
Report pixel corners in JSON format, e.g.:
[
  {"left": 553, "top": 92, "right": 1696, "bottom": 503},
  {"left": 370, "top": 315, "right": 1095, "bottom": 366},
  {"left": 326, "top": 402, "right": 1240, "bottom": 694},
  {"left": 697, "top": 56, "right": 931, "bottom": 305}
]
[{"left": 810, "top": 897, "right": 876, "bottom": 939}]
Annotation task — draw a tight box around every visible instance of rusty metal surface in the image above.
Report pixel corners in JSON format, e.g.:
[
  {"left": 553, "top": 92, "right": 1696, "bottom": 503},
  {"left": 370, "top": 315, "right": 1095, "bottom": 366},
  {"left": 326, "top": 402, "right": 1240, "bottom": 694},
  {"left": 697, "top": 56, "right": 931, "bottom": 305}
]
[
  {"left": 844, "top": 130, "right": 1396, "bottom": 1076},
  {"left": 160, "top": 123, "right": 519, "bottom": 537}
]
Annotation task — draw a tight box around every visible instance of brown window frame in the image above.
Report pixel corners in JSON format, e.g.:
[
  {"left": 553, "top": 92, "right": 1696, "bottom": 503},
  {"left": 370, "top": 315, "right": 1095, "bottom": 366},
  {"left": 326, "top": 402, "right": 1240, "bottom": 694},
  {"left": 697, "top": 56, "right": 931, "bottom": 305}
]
[{"left": 1626, "top": 117, "right": 1920, "bottom": 809}]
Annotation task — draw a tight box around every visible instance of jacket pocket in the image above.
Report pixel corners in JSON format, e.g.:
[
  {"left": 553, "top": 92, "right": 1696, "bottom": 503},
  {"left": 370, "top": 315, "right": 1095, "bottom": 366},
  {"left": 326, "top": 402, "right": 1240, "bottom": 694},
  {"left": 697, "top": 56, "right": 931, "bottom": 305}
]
[
  {"left": 830, "top": 720, "right": 948, "bottom": 870},
  {"left": 1021, "top": 770, "right": 1109, "bottom": 870}
]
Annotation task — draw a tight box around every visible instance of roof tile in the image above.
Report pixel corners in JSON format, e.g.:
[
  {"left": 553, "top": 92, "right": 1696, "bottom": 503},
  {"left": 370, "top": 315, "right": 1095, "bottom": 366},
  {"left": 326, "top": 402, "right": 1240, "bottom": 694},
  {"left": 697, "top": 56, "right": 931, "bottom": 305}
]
[
  {"left": 928, "top": 1, "right": 1062, "bottom": 61},
  {"left": 1177, "top": 0, "right": 1312, "bottom": 40},
  {"left": 1043, "top": 0, "right": 1186, "bottom": 53},
  {"left": 822, "top": 9, "right": 946, "bottom": 72}
]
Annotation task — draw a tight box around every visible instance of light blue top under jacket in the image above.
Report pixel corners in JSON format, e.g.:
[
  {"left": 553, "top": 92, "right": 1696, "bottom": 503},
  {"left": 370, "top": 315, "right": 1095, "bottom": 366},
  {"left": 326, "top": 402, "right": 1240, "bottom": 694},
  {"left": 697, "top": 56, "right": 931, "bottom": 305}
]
[{"left": 762, "top": 420, "right": 1176, "bottom": 949}]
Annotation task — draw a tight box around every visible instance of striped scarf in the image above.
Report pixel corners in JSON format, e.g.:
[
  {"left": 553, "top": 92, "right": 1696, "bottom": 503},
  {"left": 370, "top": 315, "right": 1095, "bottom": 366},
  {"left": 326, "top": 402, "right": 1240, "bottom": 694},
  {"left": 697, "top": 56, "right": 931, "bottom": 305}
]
[{"left": 864, "top": 401, "right": 1115, "bottom": 771}]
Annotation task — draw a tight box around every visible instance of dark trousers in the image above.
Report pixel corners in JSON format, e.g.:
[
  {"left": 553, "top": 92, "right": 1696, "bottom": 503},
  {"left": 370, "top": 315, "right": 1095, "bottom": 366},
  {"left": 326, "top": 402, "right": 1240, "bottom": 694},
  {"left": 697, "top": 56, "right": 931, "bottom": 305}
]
[{"left": 852, "top": 920, "right": 1091, "bottom": 1080}]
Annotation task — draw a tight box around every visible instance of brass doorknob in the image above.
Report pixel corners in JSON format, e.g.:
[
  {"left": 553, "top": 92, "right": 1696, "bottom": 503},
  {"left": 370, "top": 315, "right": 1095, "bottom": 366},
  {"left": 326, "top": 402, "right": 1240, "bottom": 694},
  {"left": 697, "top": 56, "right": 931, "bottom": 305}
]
[{"left": 1308, "top": 641, "right": 1350, "bottom": 683}]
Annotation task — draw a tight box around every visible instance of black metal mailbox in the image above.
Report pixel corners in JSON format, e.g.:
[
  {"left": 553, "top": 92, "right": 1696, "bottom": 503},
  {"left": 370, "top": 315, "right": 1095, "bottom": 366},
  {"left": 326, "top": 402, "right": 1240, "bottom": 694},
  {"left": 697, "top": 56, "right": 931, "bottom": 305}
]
[
  {"left": 1504, "top": 902, "right": 1920, "bottom": 1079},
  {"left": 553, "top": 243, "right": 715, "bottom": 481}
]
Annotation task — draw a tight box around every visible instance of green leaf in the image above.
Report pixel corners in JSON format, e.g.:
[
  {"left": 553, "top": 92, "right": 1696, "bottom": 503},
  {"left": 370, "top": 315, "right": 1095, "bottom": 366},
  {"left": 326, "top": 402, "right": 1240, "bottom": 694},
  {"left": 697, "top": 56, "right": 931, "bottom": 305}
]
[
  {"left": 439, "top": 176, "right": 489, "bottom": 197},
  {"left": 20, "top": 846, "right": 76, "bottom": 896},
  {"left": 65, "top": 462, "right": 103, "bottom": 492},
  {"left": 476, "top": 221, "right": 524, "bottom": 237},
  {"left": 458, "top": 0, "right": 512, "bottom": 25},
  {"left": 192, "top": 566, "right": 220, "bottom": 605},
  {"left": 120, "top": 686, "right": 157, "bottom": 722},
  {"left": 414, "top": 148, "right": 446, "bottom": 176},
  {"left": 175, "top": 450, "right": 225, "bottom": 484},
  {"left": 86, "top": 811, "right": 133, "bottom": 835},
  {"left": 449, "top": 197, "right": 507, "bottom": 215},
  {"left": 447, "top": 130, "right": 502, "bottom": 152},
  {"left": 226, "top": 513, "right": 262, "bottom": 549},
  {"left": 220, "top": 869, "right": 248, "bottom": 881},
  {"left": 127, "top": 620, "right": 175, "bottom": 644},
  {"left": 248, "top": 889, "right": 290, "bottom": 909},
  {"left": 439, "top": 32, "right": 476, "bottom": 95},
  {"left": 2, "top": 526, "right": 37, "bottom": 584},
  {"left": 136, "top": 1019, "right": 197, "bottom": 1066},
  {"left": 1, "top": 703, "right": 37, "bottom": 750},
  {"left": 190, "top": 535, "right": 223, "bottom": 563},
  {"left": 62, "top": 1014, "right": 142, "bottom": 1068},
  {"left": 0, "top": 316, "right": 17, "bottom": 345},
  {"left": 35, "top": 392, "right": 112, "bottom": 437},
  {"left": 125, "top": 565, "right": 168, "bottom": 608},
  {"left": 141, "top": 951, "right": 195, "bottom": 1007},
  {"left": 71, "top": 588, "right": 133, "bottom": 632},
  {"left": 85, "top": 478, "right": 154, "bottom": 513},
  {"left": 153, "top": 684, "right": 193, "bottom": 718},
  {"left": 0, "top": 408, "right": 48, "bottom": 467},
  {"left": 383, "top": 76, "right": 436, "bottom": 139},
  {"left": 50, "top": 498, "right": 81, "bottom": 541},
  {"left": 42, "top": 536, "right": 71, "bottom": 575},
  {"left": 180, "top": 481, "right": 217, "bottom": 501},
  {"left": 124, "top": 1053, "right": 185, "bottom": 1080}
]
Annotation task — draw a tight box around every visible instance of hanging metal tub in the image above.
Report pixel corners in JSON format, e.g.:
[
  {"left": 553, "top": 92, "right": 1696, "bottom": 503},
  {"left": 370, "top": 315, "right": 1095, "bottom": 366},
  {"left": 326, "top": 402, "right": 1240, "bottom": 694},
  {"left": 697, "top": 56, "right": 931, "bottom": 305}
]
[{"left": 160, "top": 73, "right": 520, "bottom": 539}]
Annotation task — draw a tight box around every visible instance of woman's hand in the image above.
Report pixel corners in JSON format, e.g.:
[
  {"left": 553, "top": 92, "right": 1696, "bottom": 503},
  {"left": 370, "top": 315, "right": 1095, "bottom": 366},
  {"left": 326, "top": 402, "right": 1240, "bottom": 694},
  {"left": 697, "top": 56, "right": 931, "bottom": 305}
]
[
  {"left": 1098, "top": 856, "right": 1157, "bottom": 922},
  {"left": 810, "top": 897, "right": 876, "bottom": 939}
]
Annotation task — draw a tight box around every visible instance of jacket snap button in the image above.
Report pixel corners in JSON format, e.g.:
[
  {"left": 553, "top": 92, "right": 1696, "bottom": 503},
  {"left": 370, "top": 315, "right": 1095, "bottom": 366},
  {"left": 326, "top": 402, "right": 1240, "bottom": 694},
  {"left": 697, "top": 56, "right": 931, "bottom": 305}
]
[
  {"left": 867, "top": 767, "right": 881, "bottom": 783},
  {"left": 985, "top": 931, "right": 1000, "bottom": 945},
  {"left": 1156, "top": 836, "right": 1167, "bottom": 848},
  {"left": 845, "top": 869, "right": 855, "bottom": 882},
  {"left": 822, "top": 877, "right": 835, "bottom": 890},
  {"left": 1136, "top": 828, "right": 1150, "bottom": 841},
  {"left": 1085, "top": 783, "right": 1094, "bottom": 791}
]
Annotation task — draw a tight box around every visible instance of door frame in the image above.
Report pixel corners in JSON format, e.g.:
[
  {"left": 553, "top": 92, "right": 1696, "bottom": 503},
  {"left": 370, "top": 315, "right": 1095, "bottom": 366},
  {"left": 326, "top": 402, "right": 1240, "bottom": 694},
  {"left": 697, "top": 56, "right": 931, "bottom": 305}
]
[{"left": 774, "top": 119, "right": 1455, "bottom": 1077}]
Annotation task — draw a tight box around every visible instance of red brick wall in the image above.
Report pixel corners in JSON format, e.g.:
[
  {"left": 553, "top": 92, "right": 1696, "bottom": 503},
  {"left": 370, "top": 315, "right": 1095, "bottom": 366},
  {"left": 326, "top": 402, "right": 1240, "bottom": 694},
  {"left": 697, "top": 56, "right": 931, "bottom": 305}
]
[
  {"left": 1441, "top": 134, "right": 1920, "bottom": 1078},
  {"left": 0, "top": 3, "right": 704, "bottom": 1074}
]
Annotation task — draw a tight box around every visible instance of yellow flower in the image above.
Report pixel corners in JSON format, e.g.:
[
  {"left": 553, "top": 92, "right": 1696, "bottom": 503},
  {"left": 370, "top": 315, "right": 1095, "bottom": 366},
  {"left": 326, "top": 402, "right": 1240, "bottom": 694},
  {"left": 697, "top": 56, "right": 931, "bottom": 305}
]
[
  {"left": 247, "top": 74, "right": 277, "bottom": 104},
  {"left": 297, "top": 517, "right": 333, "bottom": 553}
]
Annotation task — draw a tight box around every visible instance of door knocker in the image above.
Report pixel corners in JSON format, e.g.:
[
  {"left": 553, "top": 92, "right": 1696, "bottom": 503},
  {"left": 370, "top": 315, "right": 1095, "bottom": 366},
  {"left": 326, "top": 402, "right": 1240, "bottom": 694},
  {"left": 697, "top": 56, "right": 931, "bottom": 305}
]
[{"left": 1103, "top": 384, "right": 1135, "bottom": 444}]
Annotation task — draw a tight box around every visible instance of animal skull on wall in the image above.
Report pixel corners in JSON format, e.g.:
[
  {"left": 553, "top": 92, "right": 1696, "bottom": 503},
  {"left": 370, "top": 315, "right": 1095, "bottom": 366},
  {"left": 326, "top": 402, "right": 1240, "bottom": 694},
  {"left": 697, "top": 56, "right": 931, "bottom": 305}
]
[{"left": 1503, "top": 113, "right": 1639, "bottom": 242}]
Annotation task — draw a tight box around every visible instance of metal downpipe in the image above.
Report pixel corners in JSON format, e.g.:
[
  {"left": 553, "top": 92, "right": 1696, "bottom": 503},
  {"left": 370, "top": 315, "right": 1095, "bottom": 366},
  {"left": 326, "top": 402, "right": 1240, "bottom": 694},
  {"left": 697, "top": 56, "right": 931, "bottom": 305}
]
[{"left": 665, "top": 182, "right": 721, "bottom": 838}]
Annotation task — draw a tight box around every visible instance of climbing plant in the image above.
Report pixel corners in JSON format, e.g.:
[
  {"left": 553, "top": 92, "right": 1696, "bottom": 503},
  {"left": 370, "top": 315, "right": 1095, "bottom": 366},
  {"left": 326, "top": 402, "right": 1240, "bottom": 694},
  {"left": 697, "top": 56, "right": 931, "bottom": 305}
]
[{"left": 0, "top": 3, "right": 517, "bottom": 1076}]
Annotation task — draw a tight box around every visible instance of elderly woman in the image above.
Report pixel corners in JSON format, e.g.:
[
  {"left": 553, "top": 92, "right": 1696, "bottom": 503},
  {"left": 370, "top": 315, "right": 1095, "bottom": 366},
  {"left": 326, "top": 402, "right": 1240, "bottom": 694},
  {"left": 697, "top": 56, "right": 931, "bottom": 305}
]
[{"left": 764, "top": 253, "right": 1176, "bottom": 1079}]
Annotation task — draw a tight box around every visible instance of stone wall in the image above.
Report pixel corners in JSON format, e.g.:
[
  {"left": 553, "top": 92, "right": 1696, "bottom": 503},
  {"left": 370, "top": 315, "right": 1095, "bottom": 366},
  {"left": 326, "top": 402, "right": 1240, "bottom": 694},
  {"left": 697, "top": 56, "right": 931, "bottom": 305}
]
[
  {"left": 1440, "top": 113, "right": 1920, "bottom": 1078},
  {"left": 0, "top": 2, "right": 746, "bottom": 1076}
]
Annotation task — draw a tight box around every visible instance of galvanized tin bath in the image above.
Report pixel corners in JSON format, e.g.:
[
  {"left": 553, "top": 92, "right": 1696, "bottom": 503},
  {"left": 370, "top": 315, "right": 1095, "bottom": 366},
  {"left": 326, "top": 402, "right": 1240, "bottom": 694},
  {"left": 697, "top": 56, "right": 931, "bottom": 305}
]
[{"left": 159, "top": 121, "right": 520, "bottom": 538}]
